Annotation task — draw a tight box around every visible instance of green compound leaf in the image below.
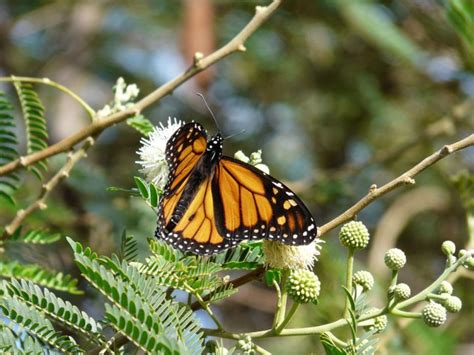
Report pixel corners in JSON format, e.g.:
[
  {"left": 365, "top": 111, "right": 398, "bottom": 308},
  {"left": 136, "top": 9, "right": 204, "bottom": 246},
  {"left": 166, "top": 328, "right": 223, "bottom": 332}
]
[
  {"left": 7, "top": 227, "right": 61, "bottom": 245},
  {"left": 0, "top": 296, "right": 83, "bottom": 353},
  {"left": 211, "top": 241, "right": 264, "bottom": 270},
  {"left": 13, "top": 81, "right": 49, "bottom": 180},
  {"left": 134, "top": 176, "right": 161, "bottom": 208},
  {"left": 0, "top": 91, "right": 19, "bottom": 205},
  {"left": 0, "top": 260, "right": 82, "bottom": 295},
  {"left": 127, "top": 114, "right": 155, "bottom": 136},
  {"left": 1, "top": 279, "right": 104, "bottom": 346},
  {"left": 0, "top": 326, "right": 17, "bottom": 353},
  {"left": 71, "top": 240, "right": 205, "bottom": 354},
  {"left": 119, "top": 230, "right": 139, "bottom": 262}
]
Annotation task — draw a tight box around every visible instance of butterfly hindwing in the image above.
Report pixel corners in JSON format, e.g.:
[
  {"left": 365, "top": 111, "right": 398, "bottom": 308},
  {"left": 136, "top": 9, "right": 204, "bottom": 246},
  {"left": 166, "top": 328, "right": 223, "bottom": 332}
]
[{"left": 213, "top": 157, "right": 317, "bottom": 245}]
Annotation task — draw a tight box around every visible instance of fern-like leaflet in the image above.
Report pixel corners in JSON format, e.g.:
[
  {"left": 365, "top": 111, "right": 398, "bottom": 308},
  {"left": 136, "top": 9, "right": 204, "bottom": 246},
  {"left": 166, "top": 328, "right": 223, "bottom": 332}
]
[
  {"left": 0, "top": 296, "right": 83, "bottom": 353},
  {"left": 68, "top": 238, "right": 205, "bottom": 354},
  {"left": 0, "top": 91, "right": 19, "bottom": 204},
  {"left": 6, "top": 226, "right": 61, "bottom": 245},
  {"left": 13, "top": 81, "right": 49, "bottom": 179},
  {"left": 1, "top": 279, "right": 104, "bottom": 345},
  {"left": 0, "top": 260, "right": 82, "bottom": 294}
]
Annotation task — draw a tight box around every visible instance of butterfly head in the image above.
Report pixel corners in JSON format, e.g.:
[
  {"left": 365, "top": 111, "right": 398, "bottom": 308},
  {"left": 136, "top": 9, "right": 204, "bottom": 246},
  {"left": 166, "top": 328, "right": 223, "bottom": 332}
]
[{"left": 207, "top": 133, "right": 224, "bottom": 162}]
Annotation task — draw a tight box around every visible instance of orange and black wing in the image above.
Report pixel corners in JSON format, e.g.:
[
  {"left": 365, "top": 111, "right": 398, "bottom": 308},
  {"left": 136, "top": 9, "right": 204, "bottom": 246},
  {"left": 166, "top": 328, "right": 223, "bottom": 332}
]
[
  {"left": 157, "top": 122, "right": 208, "bottom": 233},
  {"left": 212, "top": 157, "right": 317, "bottom": 246},
  {"left": 158, "top": 172, "right": 239, "bottom": 255}
]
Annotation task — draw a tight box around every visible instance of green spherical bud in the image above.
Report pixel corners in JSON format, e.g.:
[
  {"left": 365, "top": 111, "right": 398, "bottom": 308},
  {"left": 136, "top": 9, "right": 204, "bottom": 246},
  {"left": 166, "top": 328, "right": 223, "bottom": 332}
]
[
  {"left": 463, "top": 256, "right": 474, "bottom": 270},
  {"left": 287, "top": 269, "right": 320, "bottom": 304},
  {"left": 458, "top": 249, "right": 467, "bottom": 258},
  {"left": 393, "top": 283, "right": 411, "bottom": 300},
  {"left": 422, "top": 302, "right": 447, "bottom": 327},
  {"left": 352, "top": 271, "right": 374, "bottom": 292},
  {"left": 384, "top": 248, "right": 407, "bottom": 270},
  {"left": 441, "top": 241, "right": 456, "bottom": 256},
  {"left": 444, "top": 296, "right": 462, "bottom": 313},
  {"left": 371, "top": 315, "right": 388, "bottom": 334},
  {"left": 437, "top": 281, "right": 453, "bottom": 295},
  {"left": 339, "top": 221, "right": 370, "bottom": 249}
]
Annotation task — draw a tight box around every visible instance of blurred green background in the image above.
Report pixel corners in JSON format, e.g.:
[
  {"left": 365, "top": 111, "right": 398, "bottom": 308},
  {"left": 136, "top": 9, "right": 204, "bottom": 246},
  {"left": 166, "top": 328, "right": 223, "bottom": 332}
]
[{"left": 0, "top": 0, "right": 473, "bottom": 353}]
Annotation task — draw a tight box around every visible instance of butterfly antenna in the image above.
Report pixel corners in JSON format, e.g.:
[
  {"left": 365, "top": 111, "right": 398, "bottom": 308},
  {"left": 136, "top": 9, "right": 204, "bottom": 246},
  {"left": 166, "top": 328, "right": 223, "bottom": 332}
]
[
  {"left": 224, "top": 129, "right": 246, "bottom": 140},
  {"left": 196, "top": 93, "right": 221, "bottom": 132}
]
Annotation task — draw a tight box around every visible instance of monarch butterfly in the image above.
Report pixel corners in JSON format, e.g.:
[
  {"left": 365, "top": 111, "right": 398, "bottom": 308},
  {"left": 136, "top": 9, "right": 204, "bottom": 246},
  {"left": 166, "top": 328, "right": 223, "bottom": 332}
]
[{"left": 155, "top": 122, "right": 318, "bottom": 255}]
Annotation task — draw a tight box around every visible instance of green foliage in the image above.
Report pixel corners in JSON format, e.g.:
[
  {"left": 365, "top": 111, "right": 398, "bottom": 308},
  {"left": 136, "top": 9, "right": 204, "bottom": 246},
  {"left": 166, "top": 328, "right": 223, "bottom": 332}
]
[
  {"left": 13, "top": 81, "right": 48, "bottom": 179},
  {"left": 337, "top": 0, "right": 425, "bottom": 66},
  {"left": 127, "top": 114, "right": 155, "bottom": 136},
  {"left": 134, "top": 176, "right": 161, "bottom": 208},
  {"left": 1, "top": 279, "right": 104, "bottom": 345},
  {"left": 452, "top": 170, "right": 474, "bottom": 212},
  {"left": 119, "top": 230, "right": 139, "bottom": 262},
  {"left": 0, "top": 260, "right": 82, "bottom": 294},
  {"left": 0, "top": 91, "right": 19, "bottom": 205},
  {"left": 446, "top": 0, "right": 474, "bottom": 61},
  {"left": 211, "top": 241, "right": 264, "bottom": 270},
  {"left": 69, "top": 237, "right": 205, "bottom": 354},
  {"left": 0, "top": 296, "right": 83, "bottom": 353},
  {"left": 6, "top": 226, "right": 61, "bottom": 245},
  {"left": 0, "top": 326, "right": 17, "bottom": 352}
]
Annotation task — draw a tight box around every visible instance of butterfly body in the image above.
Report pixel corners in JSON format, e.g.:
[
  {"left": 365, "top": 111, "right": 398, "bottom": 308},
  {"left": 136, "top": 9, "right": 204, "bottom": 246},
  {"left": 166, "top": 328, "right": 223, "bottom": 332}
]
[{"left": 156, "top": 122, "right": 318, "bottom": 255}]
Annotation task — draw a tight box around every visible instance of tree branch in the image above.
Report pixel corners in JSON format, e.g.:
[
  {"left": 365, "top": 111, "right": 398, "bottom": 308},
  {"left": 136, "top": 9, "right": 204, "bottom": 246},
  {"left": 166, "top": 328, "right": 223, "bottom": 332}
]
[
  {"left": 318, "top": 133, "right": 474, "bottom": 235},
  {"left": 0, "top": 138, "right": 95, "bottom": 240},
  {"left": 0, "top": 0, "right": 282, "bottom": 178}
]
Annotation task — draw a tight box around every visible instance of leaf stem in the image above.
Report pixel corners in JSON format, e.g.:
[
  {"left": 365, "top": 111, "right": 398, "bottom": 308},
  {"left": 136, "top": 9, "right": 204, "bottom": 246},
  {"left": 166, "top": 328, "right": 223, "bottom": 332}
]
[
  {"left": 0, "top": 76, "right": 95, "bottom": 119},
  {"left": 344, "top": 248, "right": 355, "bottom": 317},
  {"left": 275, "top": 301, "right": 299, "bottom": 334}
]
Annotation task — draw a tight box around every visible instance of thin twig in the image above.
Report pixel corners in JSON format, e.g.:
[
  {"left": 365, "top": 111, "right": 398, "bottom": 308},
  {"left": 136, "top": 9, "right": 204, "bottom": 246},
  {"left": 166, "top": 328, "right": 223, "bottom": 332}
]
[
  {"left": 0, "top": 0, "right": 282, "bottom": 178},
  {"left": 318, "top": 133, "right": 474, "bottom": 235},
  {"left": 1, "top": 138, "right": 95, "bottom": 240}
]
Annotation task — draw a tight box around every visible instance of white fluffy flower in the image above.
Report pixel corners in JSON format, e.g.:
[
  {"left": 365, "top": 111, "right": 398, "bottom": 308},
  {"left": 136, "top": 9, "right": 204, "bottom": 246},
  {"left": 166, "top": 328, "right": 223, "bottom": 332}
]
[
  {"left": 136, "top": 118, "right": 183, "bottom": 189},
  {"left": 262, "top": 238, "right": 324, "bottom": 270}
]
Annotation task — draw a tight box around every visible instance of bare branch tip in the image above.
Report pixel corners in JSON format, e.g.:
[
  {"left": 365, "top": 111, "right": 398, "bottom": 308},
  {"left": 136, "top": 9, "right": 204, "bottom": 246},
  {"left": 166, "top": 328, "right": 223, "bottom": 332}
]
[
  {"left": 441, "top": 145, "right": 453, "bottom": 155},
  {"left": 237, "top": 44, "right": 247, "bottom": 52},
  {"left": 193, "top": 52, "right": 204, "bottom": 67},
  {"left": 19, "top": 157, "right": 28, "bottom": 167},
  {"left": 38, "top": 202, "right": 47, "bottom": 210},
  {"left": 255, "top": 5, "right": 266, "bottom": 14}
]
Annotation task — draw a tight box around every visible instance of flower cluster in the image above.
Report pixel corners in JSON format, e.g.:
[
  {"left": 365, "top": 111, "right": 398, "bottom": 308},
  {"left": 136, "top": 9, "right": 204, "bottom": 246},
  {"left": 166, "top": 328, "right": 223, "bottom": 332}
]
[
  {"left": 136, "top": 118, "right": 183, "bottom": 189},
  {"left": 97, "top": 77, "right": 140, "bottom": 118}
]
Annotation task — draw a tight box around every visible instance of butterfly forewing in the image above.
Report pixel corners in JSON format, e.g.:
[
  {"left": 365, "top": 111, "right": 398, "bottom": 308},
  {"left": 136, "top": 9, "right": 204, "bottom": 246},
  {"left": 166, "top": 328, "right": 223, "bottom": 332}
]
[{"left": 158, "top": 122, "right": 207, "bottom": 229}]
